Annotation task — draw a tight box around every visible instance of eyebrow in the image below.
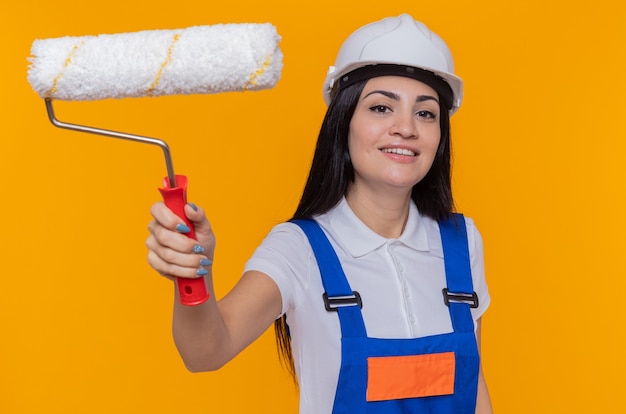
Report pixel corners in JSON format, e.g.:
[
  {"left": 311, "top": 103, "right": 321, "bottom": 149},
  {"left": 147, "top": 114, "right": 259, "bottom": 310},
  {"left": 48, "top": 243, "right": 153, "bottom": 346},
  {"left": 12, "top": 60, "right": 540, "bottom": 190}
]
[{"left": 363, "top": 90, "right": 440, "bottom": 104}]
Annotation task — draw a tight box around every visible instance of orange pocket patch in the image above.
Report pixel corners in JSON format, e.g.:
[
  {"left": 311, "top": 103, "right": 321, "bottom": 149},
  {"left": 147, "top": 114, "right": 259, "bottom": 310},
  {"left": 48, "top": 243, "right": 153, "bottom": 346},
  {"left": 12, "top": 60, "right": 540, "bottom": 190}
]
[{"left": 366, "top": 352, "right": 455, "bottom": 402}]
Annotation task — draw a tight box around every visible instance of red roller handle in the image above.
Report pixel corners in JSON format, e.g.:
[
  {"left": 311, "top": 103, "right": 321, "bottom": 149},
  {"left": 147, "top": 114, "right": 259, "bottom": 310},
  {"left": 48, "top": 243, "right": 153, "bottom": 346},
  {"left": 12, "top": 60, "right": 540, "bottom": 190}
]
[{"left": 159, "top": 175, "right": 209, "bottom": 306}]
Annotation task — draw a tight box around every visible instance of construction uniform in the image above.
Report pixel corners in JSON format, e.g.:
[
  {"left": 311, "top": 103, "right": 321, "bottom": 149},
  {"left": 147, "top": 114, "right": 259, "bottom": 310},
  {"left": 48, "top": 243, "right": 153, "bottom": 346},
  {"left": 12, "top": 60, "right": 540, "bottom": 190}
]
[
  {"left": 245, "top": 198, "right": 489, "bottom": 413},
  {"left": 293, "top": 214, "right": 480, "bottom": 412}
]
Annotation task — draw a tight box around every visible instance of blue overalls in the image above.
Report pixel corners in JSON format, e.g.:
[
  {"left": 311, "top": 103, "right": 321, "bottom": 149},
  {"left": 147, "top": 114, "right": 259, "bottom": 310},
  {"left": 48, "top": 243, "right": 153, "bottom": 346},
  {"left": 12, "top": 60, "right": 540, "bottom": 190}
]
[{"left": 292, "top": 214, "right": 480, "bottom": 413}]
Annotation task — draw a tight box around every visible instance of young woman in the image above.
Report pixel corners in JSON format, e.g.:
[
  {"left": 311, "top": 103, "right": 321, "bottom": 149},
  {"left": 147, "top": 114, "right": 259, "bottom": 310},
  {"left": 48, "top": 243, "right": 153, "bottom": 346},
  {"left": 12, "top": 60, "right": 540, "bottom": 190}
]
[{"left": 146, "top": 14, "right": 493, "bottom": 413}]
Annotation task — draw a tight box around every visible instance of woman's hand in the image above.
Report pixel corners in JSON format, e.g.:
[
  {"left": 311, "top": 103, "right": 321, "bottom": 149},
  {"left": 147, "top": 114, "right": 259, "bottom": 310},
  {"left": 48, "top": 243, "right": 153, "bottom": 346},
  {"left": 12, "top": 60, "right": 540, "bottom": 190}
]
[{"left": 146, "top": 202, "right": 216, "bottom": 281}]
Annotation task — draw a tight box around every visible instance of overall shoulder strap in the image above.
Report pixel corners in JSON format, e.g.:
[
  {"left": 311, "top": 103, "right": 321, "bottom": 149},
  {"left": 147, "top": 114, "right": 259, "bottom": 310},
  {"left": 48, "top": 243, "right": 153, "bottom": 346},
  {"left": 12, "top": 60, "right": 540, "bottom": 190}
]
[
  {"left": 438, "top": 213, "right": 477, "bottom": 333},
  {"left": 290, "top": 219, "right": 367, "bottom": 338}
]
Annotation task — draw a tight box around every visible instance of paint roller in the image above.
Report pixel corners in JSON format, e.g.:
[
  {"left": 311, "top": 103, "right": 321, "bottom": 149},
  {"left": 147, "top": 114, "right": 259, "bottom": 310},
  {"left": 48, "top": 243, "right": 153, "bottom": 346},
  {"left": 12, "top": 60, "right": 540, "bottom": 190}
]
[{"left": 27, "top": 23, "right": 283, "bottom": 306}]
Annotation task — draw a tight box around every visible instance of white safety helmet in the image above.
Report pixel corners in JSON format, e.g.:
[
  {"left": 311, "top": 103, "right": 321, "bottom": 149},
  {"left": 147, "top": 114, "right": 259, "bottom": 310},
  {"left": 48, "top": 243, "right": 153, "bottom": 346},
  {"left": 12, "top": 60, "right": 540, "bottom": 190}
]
[{"left": 323, "top": 14, "right": 463, "bottom": 114}]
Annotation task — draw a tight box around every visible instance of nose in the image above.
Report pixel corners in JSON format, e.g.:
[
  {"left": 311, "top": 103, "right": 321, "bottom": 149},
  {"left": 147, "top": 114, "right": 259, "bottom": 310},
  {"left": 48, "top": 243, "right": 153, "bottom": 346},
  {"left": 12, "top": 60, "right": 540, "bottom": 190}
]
[{"left": 389, "top": 111, "right": 417, "bottom": 139}]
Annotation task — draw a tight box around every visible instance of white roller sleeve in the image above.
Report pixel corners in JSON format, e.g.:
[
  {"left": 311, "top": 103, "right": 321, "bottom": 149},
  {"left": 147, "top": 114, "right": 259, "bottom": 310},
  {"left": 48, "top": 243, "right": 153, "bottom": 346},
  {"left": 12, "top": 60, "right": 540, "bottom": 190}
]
[{"left": 27, "top": 23, "right": 283, "bottom": 100}]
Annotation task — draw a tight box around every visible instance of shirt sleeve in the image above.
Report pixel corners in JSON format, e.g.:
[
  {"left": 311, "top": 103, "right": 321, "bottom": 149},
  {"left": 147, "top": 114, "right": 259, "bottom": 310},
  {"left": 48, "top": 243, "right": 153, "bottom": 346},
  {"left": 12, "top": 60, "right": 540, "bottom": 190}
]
[
  {"left": 243, "top": 222, "right": 313, "bottom": 316},
  {"left": 464, "top": 217, "right": 491, "bottom": 320}
]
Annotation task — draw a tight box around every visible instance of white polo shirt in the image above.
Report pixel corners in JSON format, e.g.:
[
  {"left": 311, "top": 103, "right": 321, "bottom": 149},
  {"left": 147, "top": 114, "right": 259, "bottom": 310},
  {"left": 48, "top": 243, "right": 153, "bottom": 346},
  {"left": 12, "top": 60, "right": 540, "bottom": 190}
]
[{"left": 244, "top": 198, "right": 490, "bottom": 414}]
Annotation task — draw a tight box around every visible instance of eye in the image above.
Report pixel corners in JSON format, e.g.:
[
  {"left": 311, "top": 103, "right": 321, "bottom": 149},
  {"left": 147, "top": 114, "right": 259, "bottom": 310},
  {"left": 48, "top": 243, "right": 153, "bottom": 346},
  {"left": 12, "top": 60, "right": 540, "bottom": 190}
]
[
  {"left": 416, "top": 110, "right": 437, "bottom": 120},
  {"left": 369, "top": 104, "right": 392, "bottom": 114}
]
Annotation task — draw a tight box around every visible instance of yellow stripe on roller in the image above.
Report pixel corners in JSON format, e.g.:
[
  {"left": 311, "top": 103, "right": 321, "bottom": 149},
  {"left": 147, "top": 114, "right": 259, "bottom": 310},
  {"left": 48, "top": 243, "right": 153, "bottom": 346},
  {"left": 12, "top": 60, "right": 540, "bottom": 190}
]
[
  {"left": 244, "top": 55, "right": 272, "bottom": 90},
  {"left": 46, "top": 42, "right": 84, "bottom": 98},
  {"left": 147, "top": 33, "right": 180, "bottom": 96}
]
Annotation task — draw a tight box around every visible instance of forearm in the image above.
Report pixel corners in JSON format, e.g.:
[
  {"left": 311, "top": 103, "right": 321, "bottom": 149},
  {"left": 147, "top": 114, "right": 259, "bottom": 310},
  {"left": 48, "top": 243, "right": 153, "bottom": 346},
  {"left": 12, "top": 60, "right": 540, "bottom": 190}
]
[
  {"left": 171, "top": 274, "right": 230, "bottom": 372},
  {"left": 475, "top": 365, "right": 493, "bottom": 413},
  {"left": 474, "top": 319, "right": 493, "bottom": 413}
]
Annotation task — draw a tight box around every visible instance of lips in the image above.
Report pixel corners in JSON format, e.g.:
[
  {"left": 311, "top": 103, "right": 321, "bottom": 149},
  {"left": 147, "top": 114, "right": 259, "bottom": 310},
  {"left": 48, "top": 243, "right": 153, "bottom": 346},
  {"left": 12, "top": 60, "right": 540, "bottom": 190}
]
[{"left": 381, "top": 147, "right": 417, "bottom": 157}]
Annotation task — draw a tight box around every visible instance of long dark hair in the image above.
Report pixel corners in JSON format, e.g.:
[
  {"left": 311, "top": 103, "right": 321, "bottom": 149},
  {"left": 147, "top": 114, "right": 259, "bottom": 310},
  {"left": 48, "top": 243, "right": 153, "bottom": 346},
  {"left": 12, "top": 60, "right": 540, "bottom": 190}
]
[{"left": 275, "top": 75, "right": 454, "bottom": 381}]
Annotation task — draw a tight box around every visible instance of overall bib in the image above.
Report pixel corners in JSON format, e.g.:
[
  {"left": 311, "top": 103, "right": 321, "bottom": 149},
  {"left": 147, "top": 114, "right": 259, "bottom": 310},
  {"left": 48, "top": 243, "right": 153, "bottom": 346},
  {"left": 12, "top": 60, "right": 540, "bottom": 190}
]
[{"left": 292, "top": 214, "right": 480, "bottom": 413}]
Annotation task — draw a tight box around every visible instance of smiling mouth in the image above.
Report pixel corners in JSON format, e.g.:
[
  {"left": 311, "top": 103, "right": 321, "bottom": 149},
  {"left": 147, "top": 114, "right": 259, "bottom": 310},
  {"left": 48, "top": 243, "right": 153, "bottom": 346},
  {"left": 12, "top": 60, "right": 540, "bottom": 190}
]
[{"left": 381, "top": 148, "right": 417, "bottom": 157}]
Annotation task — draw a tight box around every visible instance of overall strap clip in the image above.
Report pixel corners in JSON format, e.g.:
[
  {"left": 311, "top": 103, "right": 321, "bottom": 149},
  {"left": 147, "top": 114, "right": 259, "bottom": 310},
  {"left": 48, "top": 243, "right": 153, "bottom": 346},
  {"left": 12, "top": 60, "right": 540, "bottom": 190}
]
[
  {"left": 323, "top": 291, "right": 362, "bottom": 312},
  {"left": 442, "top": 288, "right": 479, "bottom": 308}
]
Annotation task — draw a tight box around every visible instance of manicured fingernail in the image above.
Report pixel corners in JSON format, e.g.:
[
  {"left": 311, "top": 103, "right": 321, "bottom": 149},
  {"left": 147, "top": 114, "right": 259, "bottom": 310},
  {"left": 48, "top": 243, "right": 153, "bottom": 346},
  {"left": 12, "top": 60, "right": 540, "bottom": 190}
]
[
  {"left": 196, "top": 268, "right": 208, "bottom": 276},
  {"left": 188, "top": 203, "right": 198, "bottom": 211},
  {"left": 200, "top": 258, "right": 213, "bottom": 266},
  {"left": 176, "top": 223, "right": 191, "bottom": 233},
  {"left": 193, "top": 244, "right": 205, "bottom": 254}
]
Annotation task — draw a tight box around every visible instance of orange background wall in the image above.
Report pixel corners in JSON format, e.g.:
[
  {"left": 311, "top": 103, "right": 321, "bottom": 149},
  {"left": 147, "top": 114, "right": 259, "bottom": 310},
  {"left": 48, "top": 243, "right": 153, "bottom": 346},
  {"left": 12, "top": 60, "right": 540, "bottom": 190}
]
[{"left": 1, "top": 0, "right": 624, "bottom": 412}]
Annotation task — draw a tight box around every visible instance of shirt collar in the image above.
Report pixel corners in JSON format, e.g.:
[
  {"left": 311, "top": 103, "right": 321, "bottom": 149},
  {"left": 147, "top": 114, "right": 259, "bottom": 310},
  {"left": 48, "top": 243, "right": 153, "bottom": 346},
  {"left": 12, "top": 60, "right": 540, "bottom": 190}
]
[{"left": 323, "top": 198, "right": 430, "bottom": 258}]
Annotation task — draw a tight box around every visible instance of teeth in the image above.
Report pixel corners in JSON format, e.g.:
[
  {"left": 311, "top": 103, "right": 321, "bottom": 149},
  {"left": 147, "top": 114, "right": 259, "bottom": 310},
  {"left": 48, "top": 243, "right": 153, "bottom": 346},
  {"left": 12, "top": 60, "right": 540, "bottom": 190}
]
[{"left": 382, "top": 148, "right": 416, "bottom": 156}]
